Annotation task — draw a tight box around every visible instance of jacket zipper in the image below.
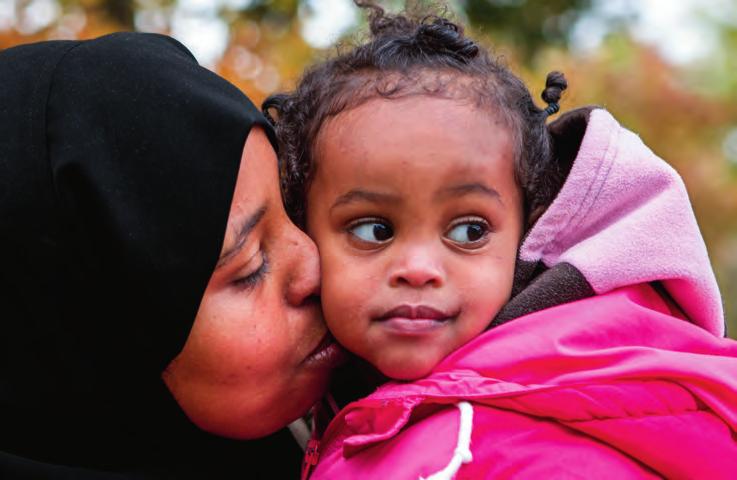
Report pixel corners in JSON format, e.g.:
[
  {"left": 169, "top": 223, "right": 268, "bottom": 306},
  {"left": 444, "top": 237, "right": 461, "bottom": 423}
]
[{"left": 301, "top": 438, "right": 320, "bottom": 480}]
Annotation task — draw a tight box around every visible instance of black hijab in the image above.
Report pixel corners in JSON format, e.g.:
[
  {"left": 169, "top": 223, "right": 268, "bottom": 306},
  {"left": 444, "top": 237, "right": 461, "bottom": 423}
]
[{"left": 0, "top": 32, "right": 300, "bottom": 478}]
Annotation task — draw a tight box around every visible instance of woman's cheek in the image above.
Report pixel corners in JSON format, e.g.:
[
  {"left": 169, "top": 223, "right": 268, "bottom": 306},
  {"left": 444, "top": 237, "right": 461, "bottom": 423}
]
[{"left": 247, "top": 295, "right": 293, "bottom": 357}]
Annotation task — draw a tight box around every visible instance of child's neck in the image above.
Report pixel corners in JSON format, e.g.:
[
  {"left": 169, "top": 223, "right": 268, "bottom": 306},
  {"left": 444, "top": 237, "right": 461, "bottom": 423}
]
[{"left": 329, "top": 357, "right": 388, "bottom": 410}]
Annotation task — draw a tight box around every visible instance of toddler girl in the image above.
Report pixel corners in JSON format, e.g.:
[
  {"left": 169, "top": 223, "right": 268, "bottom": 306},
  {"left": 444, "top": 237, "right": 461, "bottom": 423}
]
[
  {"left": 267, "top": 3, "right": 737, "bottom": 479},
  {"left": 268, "top": 13, "right": 567, "bottom": 383}
]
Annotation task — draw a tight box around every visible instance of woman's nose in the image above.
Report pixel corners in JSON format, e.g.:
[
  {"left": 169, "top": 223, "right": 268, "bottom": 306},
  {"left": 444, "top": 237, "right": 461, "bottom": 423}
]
[
  {"left": 285, "top": 227, "right": 321, "bottom": 307},
  {"left": 389, "top": 247, "right": 444, "bottom": 288}
]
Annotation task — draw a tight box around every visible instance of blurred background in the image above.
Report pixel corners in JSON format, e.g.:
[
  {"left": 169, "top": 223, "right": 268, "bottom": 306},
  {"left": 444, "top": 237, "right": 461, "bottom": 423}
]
[{"left": 2, "top": 0, "right": 736, "bottom": 336}]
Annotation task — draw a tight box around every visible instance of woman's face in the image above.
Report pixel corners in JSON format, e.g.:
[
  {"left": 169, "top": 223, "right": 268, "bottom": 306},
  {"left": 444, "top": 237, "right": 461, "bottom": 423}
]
[{"left": 163, "top": 127, "right": 343, "bottom": 439}]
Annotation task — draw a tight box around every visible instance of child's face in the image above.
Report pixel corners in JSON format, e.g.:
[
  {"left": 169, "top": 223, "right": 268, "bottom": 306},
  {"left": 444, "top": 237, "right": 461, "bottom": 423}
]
[{"left": 307, "top": 96, "right": 523, "bottom": 380}]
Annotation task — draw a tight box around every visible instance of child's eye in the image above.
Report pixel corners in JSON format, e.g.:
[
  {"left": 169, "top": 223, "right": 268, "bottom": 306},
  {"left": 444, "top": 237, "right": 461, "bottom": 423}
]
[
  {"left": 348, "top": 219, "right": 394, "bottom": 245},
  {"left": 445, "top": 218, "right": 490, "bottom": 248}
]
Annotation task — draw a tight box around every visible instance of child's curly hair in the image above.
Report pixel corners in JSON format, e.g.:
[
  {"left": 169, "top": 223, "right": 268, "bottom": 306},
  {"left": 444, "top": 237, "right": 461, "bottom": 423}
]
[{"left": 263, "top": 1, "right": 567, "bottom": 228}]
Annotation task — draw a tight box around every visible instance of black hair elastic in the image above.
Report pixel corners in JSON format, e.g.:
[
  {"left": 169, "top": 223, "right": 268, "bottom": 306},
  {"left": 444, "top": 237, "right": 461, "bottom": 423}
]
[{"left": 544, "top": 102, "right": 560, "bottom": 116}]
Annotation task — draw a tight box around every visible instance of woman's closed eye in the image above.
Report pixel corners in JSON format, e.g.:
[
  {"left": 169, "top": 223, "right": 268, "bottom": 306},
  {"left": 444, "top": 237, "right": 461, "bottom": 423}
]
[
  {"left": 233, "top": 252, "right": 269, "bottom": 289},
  {"left": 445, "top": 217, "right": 491, "bottom": 249},
  {"left": 347, "top": 218, "right": 394, "bottom": 247}
]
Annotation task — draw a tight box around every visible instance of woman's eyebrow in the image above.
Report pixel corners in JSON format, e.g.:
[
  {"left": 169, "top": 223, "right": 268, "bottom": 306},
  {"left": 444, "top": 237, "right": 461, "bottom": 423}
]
[{"left": 217, "top": 205, "right": 267, "bottom": 269}]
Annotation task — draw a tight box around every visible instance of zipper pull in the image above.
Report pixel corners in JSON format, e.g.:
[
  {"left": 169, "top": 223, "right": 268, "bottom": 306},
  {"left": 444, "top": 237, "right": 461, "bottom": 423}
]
[{"left": 301, "top": 439, "right": 320, "bottom": 480}]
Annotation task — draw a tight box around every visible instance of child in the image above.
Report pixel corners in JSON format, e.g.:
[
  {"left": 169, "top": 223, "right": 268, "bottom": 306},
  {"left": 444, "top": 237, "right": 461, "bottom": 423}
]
[
  {"left": 268, "top": 7, "right": 569, "bottom": 383},
  {"left": 266, "top": 4, "right": 737, "bottom": 479}
]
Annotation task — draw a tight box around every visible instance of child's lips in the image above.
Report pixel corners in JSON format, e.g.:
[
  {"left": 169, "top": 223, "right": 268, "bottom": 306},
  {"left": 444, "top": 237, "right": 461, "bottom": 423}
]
[
  {"left": 374, "top": 304, "right": 458, "bottom": 335},
  {"left": 377, "top": 304, "right": 451, "bottom": 320}
]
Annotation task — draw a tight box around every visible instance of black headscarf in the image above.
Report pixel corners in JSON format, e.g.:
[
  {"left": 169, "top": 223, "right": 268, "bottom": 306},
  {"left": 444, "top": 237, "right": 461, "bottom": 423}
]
[{"left": 0, "top": 32, "right": 300, "bottom": 478}]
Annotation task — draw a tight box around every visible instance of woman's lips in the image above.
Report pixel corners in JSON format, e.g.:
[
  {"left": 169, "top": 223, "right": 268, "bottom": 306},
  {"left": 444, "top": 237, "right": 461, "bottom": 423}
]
[
  {"left": 374, "top": 304, "right": 457, "bottom": 335},
  {"left": 303, "top": 332, "right": 346, "bottom": 368}
]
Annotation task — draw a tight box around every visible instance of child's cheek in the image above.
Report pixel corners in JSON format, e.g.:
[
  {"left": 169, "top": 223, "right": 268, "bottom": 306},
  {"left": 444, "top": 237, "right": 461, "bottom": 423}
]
[
  {"left": 319, "top": 251, "right": 371, "bottom": 353},
  {"left": 454, "top": 255, "right": 516, "bottom": 327}
]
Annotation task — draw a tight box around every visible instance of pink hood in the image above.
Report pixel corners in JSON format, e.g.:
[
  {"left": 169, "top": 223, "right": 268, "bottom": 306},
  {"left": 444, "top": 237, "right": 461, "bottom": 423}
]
[{"left": 515, "top": 108, "right": 723, "bottom": 335}]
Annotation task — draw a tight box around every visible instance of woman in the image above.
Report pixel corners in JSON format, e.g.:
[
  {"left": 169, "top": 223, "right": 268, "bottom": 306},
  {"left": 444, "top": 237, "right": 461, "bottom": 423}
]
[{"left": 0, "top": 32, "right": 342, "bottom": 478}]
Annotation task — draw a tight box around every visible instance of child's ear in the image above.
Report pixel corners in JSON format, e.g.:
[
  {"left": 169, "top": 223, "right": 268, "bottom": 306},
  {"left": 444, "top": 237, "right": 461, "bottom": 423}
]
[
  {"left": 527, "top": 205, "right": 548, "bottom": 229},
  {"left": 526, "top": 106, "right": 602, "bottom": 230},
  {"left": 547, "top": 105, "right": 601, "bottom": 179}
]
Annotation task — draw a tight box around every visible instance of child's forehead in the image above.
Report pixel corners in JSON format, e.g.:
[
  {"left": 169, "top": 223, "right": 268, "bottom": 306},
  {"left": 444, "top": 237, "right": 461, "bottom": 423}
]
[
  {"left": 318, "top": 95, "right": 511, "bottom": 153},
  {"left": 312, "top": 96, "right": 518, "bottom": 200}
]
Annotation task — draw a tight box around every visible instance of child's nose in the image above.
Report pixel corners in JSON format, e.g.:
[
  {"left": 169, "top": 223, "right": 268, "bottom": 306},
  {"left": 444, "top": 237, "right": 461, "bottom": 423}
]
[{"left": 389, "top": 250, "right": 444, "bottom": 288}]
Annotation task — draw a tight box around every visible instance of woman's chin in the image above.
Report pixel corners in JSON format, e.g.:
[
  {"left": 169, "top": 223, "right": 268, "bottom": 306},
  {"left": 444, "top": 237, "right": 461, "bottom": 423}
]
[
  {"left": 187, "top": 404, "right": 301, "bottom": 440},
  {"left": 188, "top": 382, "right": 329, "bottom": 439},
  {"left": 201, "top": 418, "right": 286, "bottom": 440}
]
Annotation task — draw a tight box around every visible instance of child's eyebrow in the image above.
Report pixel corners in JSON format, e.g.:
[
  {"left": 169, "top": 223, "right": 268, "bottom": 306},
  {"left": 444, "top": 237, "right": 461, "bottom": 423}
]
[
  {"left": 437, "top": 183, "right": 504, "bottom": 206},
  {"left": 216, "top": 205, "right": 267, "bottom": 269},
  {"left": 330, "top": 189, "right": 401, "bottom": 211}
]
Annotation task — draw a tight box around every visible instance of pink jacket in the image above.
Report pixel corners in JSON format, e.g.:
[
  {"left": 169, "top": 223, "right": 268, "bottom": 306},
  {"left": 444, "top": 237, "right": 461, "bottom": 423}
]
[{"left": 306, "top": 109, "right": 737, "bottom": 478}]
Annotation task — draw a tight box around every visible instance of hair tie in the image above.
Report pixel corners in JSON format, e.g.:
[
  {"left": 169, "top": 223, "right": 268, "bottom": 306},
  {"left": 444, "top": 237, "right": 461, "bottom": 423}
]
[{"left": 544, "top": 102, "right": 560, "bottom": 116}]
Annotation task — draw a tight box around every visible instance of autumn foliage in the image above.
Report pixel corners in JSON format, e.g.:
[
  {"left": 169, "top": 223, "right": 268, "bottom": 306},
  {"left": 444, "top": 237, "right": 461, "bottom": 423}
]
[{"left": 3, "top": 0, "right": 736, "bottom": 336}]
